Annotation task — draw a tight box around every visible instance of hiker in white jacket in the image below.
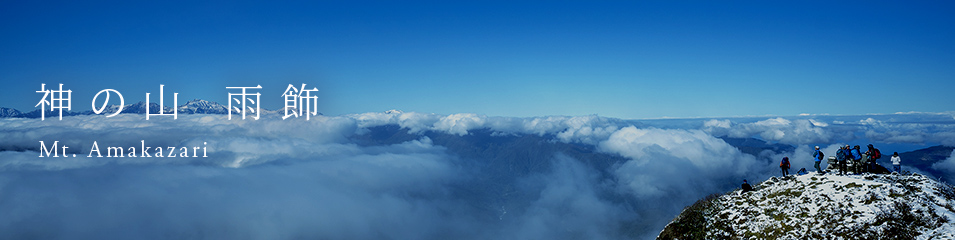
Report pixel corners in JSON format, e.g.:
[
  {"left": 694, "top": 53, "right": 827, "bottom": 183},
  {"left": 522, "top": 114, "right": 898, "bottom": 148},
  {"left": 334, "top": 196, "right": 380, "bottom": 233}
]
[{"left": 891, "top": 152, "right": 901, "bottom": 173}]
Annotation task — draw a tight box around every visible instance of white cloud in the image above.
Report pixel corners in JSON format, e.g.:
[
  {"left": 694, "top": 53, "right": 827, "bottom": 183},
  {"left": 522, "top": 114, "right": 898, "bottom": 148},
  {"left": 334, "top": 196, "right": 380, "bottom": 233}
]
[
  {"left": 931, "top": 150, "right": 955, "bottom": 176},
  {"left": 859, "top": 121, "right": 955, "bottom": 145},
  {"left": 433, "top": 113, "right": 487, "bottom": 136},
  {"left": 595, "top": 126, "right": 776, "bottom": 236},
  {"left": 704, "top": 119, "right": 732, "bottom": 129},
  {"left": 695, "top": 113, "right": 955, "bottom": 146},
  {"left": 506, "top": 155, "right": 631, "bottom": 240},
  {"left": 701, "top": 117, "right": 834, "bottom": 145},
  {"left": 1, "top": 111, "right": 953, "bottom": 240},
  {"left": 0, "top": 113, "right": 639, "bottom": 239},
  {"left": 860, "top": 117, "right": 882, "bottom": 126},
  {"left": 599, "top": 126, "right": 766, "bottom": 200}
]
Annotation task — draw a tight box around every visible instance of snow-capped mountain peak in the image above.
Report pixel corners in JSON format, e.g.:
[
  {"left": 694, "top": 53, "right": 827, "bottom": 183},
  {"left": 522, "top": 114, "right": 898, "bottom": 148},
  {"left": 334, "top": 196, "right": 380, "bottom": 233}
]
[
  {"left": 0, "top": 107, "right": 22, "bottom": 118},
  {"left": 178, "top": 99, "right": 231, "bottom": 114}
]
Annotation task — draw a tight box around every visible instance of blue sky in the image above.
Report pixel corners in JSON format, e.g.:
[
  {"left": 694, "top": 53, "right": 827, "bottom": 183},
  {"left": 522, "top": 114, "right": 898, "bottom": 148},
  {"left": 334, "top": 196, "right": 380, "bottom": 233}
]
[{"left": 2, "top": 1, "right": 954, "bottom": 119}]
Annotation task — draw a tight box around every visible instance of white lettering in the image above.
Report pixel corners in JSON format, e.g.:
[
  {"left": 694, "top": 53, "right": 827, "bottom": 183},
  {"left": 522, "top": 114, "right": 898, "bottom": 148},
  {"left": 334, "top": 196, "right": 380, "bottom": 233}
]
[{"left": 88, "top": 141, "right": 101, "bottom": 157}]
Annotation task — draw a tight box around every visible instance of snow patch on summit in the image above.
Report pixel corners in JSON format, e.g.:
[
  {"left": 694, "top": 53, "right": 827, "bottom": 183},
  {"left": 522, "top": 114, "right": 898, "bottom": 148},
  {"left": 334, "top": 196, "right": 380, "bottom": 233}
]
[{"left": 660, "top": 173, "right": 955, "bottom": 239}]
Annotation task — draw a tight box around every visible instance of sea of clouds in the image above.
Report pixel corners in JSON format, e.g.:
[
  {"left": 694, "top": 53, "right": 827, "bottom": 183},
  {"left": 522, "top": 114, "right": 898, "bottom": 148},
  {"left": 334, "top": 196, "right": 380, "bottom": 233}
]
[{"left": 0, "top": 111, "right": 953, "bottom": 239}]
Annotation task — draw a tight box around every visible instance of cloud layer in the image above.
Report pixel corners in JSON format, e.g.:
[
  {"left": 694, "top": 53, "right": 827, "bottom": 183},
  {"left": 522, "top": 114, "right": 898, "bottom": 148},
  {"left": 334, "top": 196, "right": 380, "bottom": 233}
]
[
  {"left": 701, "top": 113, "right": 955, "bottom": 146},
  {"left": 0, "top": 111, "right": 952, "bottom": 239}
]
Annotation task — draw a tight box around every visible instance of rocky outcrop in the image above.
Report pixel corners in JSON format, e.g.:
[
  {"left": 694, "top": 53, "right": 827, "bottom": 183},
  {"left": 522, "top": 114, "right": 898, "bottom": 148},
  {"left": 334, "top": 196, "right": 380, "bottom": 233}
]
[{"left": 658, "top": 173, "right": 955, "bottom": 240}]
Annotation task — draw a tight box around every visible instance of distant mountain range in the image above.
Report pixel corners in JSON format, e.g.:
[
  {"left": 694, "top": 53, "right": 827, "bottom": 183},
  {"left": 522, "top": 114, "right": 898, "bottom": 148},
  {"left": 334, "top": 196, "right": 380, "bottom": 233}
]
[
  {"left": 901, "top": 145, "right": 955, "bottom": 179},
  {"left": 0, "top": 99, "right": 317, "bottom": 118}
]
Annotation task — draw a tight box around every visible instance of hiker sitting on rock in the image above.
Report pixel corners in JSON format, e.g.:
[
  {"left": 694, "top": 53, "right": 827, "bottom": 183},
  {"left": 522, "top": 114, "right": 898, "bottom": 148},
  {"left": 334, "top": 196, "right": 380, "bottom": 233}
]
[{"left": 741, "top": 179, "right": 754, "bottom": 193}]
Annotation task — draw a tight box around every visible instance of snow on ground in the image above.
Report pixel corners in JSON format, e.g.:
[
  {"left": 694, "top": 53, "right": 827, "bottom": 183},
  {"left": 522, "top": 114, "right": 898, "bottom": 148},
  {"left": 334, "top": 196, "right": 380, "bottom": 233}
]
[{"left": 703, "top": 172, "right": 955, "bottom": 239}]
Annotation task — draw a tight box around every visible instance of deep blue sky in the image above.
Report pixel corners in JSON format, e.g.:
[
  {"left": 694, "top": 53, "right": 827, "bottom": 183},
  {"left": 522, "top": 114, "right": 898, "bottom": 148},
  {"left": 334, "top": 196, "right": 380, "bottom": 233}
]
[{"left": 2, "top": 1, "right": 953, "bottom": 118}]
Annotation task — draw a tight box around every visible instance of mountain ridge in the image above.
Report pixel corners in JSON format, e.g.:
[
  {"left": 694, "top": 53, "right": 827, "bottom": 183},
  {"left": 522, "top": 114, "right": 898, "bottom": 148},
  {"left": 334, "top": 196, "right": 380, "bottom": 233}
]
[{"left": 0, "top": 99, "right": 277, "bottom": 118}]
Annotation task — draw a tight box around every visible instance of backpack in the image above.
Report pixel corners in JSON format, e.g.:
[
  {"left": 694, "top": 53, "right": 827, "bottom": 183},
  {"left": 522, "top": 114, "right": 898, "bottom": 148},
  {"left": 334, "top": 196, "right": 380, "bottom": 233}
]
[
  {"left": 815, "top": 150, "right": 825, "bottom": 160},
  {"left": 872, "top": 148, "right": 881, "bottom": 159}
]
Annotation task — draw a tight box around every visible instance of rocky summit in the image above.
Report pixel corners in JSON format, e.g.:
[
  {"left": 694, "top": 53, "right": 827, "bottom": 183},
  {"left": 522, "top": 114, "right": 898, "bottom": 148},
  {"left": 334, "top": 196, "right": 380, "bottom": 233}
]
[{"left": 658, "top": 173, "right": 955, "bottom": 240}]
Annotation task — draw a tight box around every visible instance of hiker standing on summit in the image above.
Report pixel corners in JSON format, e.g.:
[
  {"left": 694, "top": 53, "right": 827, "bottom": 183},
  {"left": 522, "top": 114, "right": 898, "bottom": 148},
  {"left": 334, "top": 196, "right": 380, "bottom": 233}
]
[
  {"left": 812, "top": 146, "right": 824, "bottom": 174},
  {"left": 780, "top": 157, "right": 791, "bottom": 177},
  {"left": 867, "top": 144, "right": 882, "bottom": 173},
  {"left": 836, "top": 146, "right": 848, "bottom": 175},
  {"left": 891, "top": 152, "right": 901, "bottom": 173},
  {"left": 844, "top": 145, "right": 854, "bottom": 173},
  {"left": 851, "top": 145, "right": 863, "bottom": 174}
]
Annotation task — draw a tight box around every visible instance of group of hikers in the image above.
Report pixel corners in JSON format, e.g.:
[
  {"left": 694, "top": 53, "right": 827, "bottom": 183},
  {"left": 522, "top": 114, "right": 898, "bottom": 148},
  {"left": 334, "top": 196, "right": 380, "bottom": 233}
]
[
  {"left": 780, "top": 144, "right": 903, "bottom": 177},
  {"left": 742, "top": 144, "right": 902, "bottom": 193}
]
